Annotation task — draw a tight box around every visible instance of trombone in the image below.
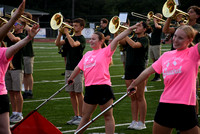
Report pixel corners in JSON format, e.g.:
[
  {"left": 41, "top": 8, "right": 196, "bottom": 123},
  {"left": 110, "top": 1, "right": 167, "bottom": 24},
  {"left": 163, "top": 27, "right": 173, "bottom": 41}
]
[
  {"left": 162, "top": 0, "right": 189, "bottom": 24},
  {"left": 131, "top": 12, "right": 148, "bottom": 20},
  {"left": 11, "top": 8, "right": 39, "bottom": 26},
  {"left": 108, "top": 16, "right": 135, "bottom": 38},
  {"left": 50, "top": 13, "right": 75, "bottom": 36}
]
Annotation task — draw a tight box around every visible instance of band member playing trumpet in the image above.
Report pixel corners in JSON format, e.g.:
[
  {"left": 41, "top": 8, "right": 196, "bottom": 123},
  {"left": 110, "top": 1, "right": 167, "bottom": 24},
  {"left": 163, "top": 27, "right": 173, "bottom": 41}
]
[
  {"left": 55, "top": 18, "right": 86, "bottom": 125},
  {"left": 119, "top": 21, "right": 152, "bottom": 130},
  {"left": 4, "top": 19, "right": 27, "bottom": 123},
  {"left": 21, "top": 12, "right": 35, "bottom": 99},
  {"left": 149, "top": 13, "right": 163, "bottom": 82}
]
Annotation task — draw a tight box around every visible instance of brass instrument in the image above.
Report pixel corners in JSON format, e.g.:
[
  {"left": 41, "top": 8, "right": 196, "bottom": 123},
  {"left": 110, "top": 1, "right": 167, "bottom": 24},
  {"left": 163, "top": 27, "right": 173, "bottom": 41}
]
[
  {"left": 162, "top": 0, "right": 189, "bottom": 24},
  {"left": 131, "top": 12, "right": 148, "bottom": 20},
  {"left": 109, "top": 16, "right": 135, "bottom": 38},
  {"left": 11, "top": 8, "right": 39, "bottom": 26},
  {"left": 0, "top": 17, "right": 15, "bottom": 33},
  {"left": 50, "top": 13, "right": 75, "bottom": 36},
  {"left": 147, "top": 11, "right": 166, "bottom": 22}
]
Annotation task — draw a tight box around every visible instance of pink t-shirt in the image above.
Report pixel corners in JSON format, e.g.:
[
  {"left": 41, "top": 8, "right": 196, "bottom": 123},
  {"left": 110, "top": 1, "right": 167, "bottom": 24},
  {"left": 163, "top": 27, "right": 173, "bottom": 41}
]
[
  {"left": 152, "top": 44, "right": 200, "bottom": 106},
  {"left": 78, "top": 45, "right": 114, "bottom": 86},
  {"left": 0, "top": 47, "right": 12, "bottom": 95}
]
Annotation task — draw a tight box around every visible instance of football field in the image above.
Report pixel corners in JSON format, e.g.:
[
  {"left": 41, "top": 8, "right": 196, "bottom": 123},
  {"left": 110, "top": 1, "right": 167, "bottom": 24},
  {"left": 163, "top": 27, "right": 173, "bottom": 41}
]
[{"left": 14, "top": 41, "right": 200, "bottom": 134}]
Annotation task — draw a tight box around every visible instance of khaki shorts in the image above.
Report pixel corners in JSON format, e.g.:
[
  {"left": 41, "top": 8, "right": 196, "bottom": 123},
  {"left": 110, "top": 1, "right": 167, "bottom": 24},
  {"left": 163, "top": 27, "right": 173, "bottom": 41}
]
[
  {"left": 23, "top": 57, "right": 34, "bottom": 74},
  {"left": 5, "top": 70, "right": 23, "bottom": 91},
  {"left": 65, "top": 70, "right": 84, "bottom": 93},
  {"left": 149, "top": 45, "right": 161, "bottom": 60}
]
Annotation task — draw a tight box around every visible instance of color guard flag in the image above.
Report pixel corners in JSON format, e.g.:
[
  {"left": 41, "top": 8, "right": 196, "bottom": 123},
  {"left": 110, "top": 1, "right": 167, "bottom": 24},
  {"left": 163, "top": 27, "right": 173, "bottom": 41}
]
[{"left": 11, "top": 110, "right": 62, "bottom": 134}]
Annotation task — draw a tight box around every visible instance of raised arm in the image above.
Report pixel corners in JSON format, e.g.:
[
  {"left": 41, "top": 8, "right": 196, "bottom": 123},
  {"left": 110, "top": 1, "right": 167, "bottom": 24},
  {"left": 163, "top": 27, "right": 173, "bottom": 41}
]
[
  {"left": 0, "top": 0, "right": 25, "bottom": 41},
  {"left": 110, "top": 24, "right": 137, "bottom": 51},
  {"left": 6, "top": 24, "right": 40, "bottom": 59},
  {"left": 162, "top": 18, "right": 175, "bottom": 34}
]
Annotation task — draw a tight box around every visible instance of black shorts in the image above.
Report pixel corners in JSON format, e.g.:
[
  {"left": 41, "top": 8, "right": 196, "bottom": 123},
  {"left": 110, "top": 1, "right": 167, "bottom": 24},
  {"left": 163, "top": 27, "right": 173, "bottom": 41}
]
[
  {"left": 125, "top": 65, "right": 145, "bottom": 80},
  {"left": 0, "top": 94, "right": 10, "bottom": 114},
  {"left": 154, "top": 103, "right": 198, "bottom": 131},
  {"left": 84, "top": 85, "right": 115, "bottom": 105}
]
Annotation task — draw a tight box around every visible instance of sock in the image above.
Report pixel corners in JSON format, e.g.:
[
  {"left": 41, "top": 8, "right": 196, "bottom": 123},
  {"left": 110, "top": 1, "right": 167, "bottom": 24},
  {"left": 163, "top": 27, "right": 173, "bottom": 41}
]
[
  {"left": 13, "top": 112, "right": 17, "bottom": 115},
  {"left": 17, "top": 112, "right": 22, "bottom": 116}
]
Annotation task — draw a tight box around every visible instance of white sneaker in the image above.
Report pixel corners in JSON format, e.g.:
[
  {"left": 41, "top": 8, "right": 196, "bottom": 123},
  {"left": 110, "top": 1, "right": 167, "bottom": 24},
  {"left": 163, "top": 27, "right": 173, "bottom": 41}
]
[
  {"left": 127, "top": 120, "right": 138, "bottom": 129},
  {"left": 145, "top": 86, "right": 148, "bottom": 92},
  {"left": 10, "top": 114, "right": 23, "bottom": 123},
  {"left": 66, "top": 116, "right": 79, "bottom": 125},
  {"left": 133, "top": 121, "right": 146, "bottom": 130},
  {"left": 10, "top": 114, "right": 16, "bottom": 122},
  {"left": 72, "top": 116, "right": 82, "bottom": 125}
]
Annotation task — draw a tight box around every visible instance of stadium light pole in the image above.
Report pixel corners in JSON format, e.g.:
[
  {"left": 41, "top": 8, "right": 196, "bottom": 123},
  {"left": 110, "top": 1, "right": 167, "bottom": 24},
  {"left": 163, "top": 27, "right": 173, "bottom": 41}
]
[{"left": 72, "top": 0, "right": 74, "bottom": 19}]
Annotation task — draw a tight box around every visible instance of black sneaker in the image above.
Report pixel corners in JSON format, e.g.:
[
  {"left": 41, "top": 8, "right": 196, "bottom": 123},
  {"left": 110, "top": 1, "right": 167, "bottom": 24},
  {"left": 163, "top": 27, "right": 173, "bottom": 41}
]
[{"left": 23, "top": 92, "right": 33, "bottom": 99}]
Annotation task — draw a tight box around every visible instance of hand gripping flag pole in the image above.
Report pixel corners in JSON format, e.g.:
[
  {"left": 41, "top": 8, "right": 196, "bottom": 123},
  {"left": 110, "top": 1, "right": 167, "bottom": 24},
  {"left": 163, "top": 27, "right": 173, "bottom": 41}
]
[{"left": 74, "top": 88, "right": 135, "bottom": 134}]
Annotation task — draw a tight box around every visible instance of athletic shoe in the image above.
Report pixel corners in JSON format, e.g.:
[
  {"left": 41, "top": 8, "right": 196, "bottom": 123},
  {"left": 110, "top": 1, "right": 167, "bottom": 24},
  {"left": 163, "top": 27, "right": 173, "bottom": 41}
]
[
  {"left": 66, "top": 116, "right": 79, "bottom": 125},
  {"left": 127, "top": 120, "right": 138, "bottom": 129},
  {"left": 133, "top": 121, "right": 146, "bottom": 130},
  {"left": 10, "top": 114, "right": 16, "bottom": 122},
  {"left": 121, "top": 75, "right": 125, "bottom": 79},
  {"left": 145, "top": 86, "right": 148, "bottom": 92},
  {"left": 10, "top": 114, "right": 23, "bottom": 123},
  {"left": 72, "top": 116, "right": 82, "bottom": 125},
  {"left": 23, "top": 92, "right": 33, "bottom": 99}
]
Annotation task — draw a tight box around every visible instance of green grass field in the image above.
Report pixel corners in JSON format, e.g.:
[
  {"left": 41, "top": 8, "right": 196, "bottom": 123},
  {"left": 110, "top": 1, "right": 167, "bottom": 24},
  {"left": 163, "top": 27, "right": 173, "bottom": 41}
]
[{"left": 13, "top": 42, "right": 200, "bottom": 134}]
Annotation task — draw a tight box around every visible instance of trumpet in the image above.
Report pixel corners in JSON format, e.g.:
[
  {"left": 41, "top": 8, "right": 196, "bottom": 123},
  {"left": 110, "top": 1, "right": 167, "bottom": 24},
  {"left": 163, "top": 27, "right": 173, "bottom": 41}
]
[
  {"left": 147, "top": 11, "right": 166, "bottom": 22},
  {"left": 162, "top": 0, "right": 189, "bottom": 24},
  {"left": 50, "top": 13, "right": 75, "bottom": 36},
  {"left": 109, "top": 16, "right": 135, "bottom": 38},
  {"left": 11, "top": 8, "right": 39, "bottom": 26}
]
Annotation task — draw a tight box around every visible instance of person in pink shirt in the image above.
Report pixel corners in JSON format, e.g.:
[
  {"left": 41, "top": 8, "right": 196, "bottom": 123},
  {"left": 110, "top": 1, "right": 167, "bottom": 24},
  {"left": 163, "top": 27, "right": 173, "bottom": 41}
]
[
  {"left": 127, "top": 25, "right": 200, "bottom": 134},
  {"left": 0, "top": 1, "right": 40, "bottom": 133},
  {"left": 68, "top": 23, "right": 137, "bottom": 133}
]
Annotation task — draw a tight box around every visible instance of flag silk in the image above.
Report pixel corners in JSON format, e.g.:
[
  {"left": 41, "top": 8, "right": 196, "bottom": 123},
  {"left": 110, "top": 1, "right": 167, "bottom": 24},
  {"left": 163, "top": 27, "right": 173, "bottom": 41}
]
[{"left": 11, "top": 111, "right": 62, "bottom": 134}]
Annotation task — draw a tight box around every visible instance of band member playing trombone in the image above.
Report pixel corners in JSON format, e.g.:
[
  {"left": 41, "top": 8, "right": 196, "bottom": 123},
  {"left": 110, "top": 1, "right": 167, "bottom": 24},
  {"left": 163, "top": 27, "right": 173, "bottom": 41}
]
[
  {"left": 55, "top": 18, "right": 86, "bottom": 125},
  {"left": 119, "top": 21, "right": 152, "bottom": 130}
]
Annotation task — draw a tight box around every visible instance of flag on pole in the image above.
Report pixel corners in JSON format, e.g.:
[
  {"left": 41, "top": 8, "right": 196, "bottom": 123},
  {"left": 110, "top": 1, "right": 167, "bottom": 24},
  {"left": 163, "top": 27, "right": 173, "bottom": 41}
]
[{"left": 11, "top": 110, "right": 62, "bottom": 134}]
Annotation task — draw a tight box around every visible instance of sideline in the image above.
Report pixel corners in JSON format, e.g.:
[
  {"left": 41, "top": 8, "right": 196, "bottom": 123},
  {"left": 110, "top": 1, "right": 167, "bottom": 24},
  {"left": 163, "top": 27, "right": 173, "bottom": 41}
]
[{"left": 61, "top": 120, "right": 155, "bottom": 133}]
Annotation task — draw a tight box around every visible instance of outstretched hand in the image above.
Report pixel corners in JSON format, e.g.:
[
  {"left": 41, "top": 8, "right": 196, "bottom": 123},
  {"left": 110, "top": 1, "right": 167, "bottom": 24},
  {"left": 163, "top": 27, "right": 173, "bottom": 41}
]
[
  {"left": 27, "top": 24, "right": 40, "bottom": 39},
  {"left": 12, "top": 0, "right": 26, "bottom": 19}
]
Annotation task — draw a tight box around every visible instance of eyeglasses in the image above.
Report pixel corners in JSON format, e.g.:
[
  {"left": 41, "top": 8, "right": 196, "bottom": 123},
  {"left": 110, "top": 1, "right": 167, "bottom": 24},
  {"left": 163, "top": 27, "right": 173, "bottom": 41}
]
[{"left": 14, "top": 22, "right": 22, "bottom": 26}]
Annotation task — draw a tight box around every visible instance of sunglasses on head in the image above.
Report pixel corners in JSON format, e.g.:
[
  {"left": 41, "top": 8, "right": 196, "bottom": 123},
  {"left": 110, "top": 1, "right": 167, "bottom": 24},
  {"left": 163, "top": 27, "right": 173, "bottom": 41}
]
[{"left": 14, "top": 22, "right": 22, "bottom": 26}]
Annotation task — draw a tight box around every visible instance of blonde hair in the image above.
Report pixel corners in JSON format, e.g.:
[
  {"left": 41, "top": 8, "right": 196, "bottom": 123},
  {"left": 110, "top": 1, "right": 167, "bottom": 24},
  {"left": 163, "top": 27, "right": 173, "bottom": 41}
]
[{"left": 177, "top": 25, "right": 195, "bottom": 40}]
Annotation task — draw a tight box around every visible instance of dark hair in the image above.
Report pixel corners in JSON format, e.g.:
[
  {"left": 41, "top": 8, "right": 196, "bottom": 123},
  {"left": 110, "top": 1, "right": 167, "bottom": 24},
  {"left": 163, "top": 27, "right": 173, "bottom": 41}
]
[
  {"left": 187, "top": 6, "right": 200, "bottom": 23},
  {"left": 101, "top": 18, "right": 108, "bottom": 24},
  {"left": 73, "top": 18, "right": 85, "bottom": 27},
  {"left": 64, "top": 19, "right": 71, "bottom": 24},
  {"left": 23, "top": 12, "right": 32, "bottom": 19},
  {"left": 188, "top": 6, "right": 200, "bottom": 15},
  {"left": 141, "top": 21, "right": 152, "bottom": 34}
]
